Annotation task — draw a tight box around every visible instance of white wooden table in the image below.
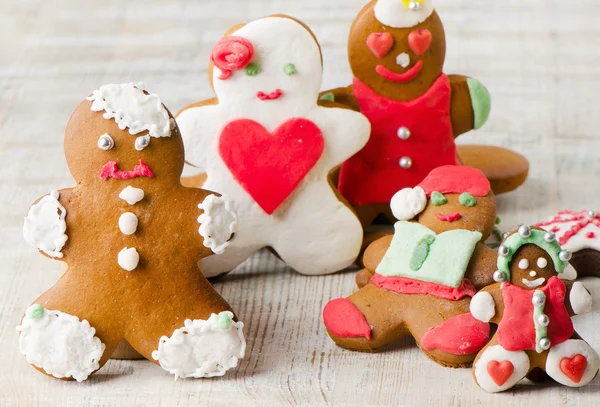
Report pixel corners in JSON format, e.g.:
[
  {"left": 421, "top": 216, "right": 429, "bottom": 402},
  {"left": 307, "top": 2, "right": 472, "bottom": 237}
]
[{"left": 1, "top": 0, "right": 600, "bottom": 405}]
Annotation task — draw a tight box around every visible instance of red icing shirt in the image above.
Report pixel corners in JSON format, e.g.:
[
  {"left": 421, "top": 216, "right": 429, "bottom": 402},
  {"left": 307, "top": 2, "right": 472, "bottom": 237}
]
[
  {"left": 497, "top": 277, "right": 574, "bottom": 352},
  {"left": 338, "top": 74, "right": 456, "bottom": 206}
]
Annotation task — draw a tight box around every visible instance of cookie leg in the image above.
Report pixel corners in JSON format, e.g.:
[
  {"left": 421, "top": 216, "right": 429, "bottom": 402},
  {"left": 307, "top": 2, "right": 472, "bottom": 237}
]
[
  {"left": 545, "top": 338, "right": 600, "bottom": 387},
  {"left": 473, "top": 340, "right": 530, "bottom": 393},
  {"left": 200, "top": 241, "right": 263, "bottom": 278}
]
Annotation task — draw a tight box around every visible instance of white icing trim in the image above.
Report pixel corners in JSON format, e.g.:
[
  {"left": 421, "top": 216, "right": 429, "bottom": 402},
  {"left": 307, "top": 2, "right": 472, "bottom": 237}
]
[
  {"left": 546, "top": 339, "right": 599, "bottom": 387},
  {"left": 474, "top": 345, "right": 530, "bottom": 393},
  {"left": 87, "top": 83, "right": 174, "bottom": 138},
  {"left": 390, "top": 187, "right": 427, "bottom": 221},
  {"left": 570, "top": 282, "right": 592, "bottom": 315},
  {"left": 198, "top": 195, "right": 237, "bottom": 255},
  {"left": 561, "top": 263, "right": 578, "bottom": 281},
  {"left": 118, "top": 247, "right": 139, "bottom": 271},
  {"left": 119, "top": 212, "right": 139, "bottom": 235},
  {"left": 374, "top": 0, "right": 434, "bottom": 29},
  {"left": 23, "top": 191, "right": 68, "bottom": 258},
  {"left": 16, "top": 306, "right": 105, "bottom": 382},
  {"left": 470, "top": 292, "right": 495, "bottom": 323},
  {"left": 152, "top": 311, "right": 246, "bottom": 379},
  {"left": 119, "top": 186, "right": 145, "bottom": 205}
]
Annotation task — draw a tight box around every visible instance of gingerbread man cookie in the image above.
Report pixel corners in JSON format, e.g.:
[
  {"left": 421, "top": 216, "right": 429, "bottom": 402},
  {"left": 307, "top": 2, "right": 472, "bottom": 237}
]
[
  {"left": 323, "top": 166, "right": 499, "bottom": 367},
  {"left": 325, "top": 0, "right": 529, "bottom": 229},
  {"left": 177, "top": 16, "right": 370, "bottom": 278},
  {"left": 18, "top": 83, "right": 244, "bottom": 382},
  {"left": 471, "top": 226, "right": 598, "bottom": 392}
]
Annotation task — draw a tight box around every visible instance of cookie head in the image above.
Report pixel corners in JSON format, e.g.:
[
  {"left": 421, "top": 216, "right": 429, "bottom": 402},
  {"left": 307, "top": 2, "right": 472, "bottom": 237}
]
[
  {"left": 211, "top": 16, "right": 323, "bottom": 108},
  {"left": 349, "top": 0, "right": 445, "bottom": 101},
  {"left": 65, "top": 83, "right": 183, "bottom": 185}
]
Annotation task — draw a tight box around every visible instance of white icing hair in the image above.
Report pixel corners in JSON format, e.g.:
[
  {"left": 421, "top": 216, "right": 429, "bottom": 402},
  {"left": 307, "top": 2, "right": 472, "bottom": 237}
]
[
  {"left": 87, "top": 83, "right": 174, "bottom": 138},
  {"left": 374, "top": 0, "right": 435, "bottom": 29}
]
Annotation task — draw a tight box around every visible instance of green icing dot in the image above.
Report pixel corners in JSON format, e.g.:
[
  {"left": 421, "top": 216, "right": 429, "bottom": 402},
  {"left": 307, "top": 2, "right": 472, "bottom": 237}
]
[
  {"left": 27, "top": 304, "right": 45, "bottom": 320},
  {"left": 430, "top": 191, "right": 447, "bottom": 206},
  {"left": 496, "top": 216, "right": 502, "bottom": 225},
  {"left": 283, "top": 63, "right": 297, "bottom": 76},
  {"left": 459, "top": 192, "right": 477, "bottom": 207},
  {"left": 216, "top": 312, "right": 232, "bottom": 330},
  {"left": 320, "top": 92, "right": 335, "bottom": 102},
  {"left": 245, "top": 63, "right": 261, "bottom": 76},
  {"left": 409, "top": 235, "right": 436, "bottom": 271}
]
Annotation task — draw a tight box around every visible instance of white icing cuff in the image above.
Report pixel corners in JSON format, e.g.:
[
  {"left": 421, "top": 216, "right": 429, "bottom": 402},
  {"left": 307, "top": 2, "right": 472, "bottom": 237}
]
[
  {"left": 23, "top": 190, "right": 68, "bottom": 258},
  {"left": 570, "top": 282, "right": 593, "bottom": 315},
  {"left": 390, "top": 187, "right": 427, "bottom": 221},
  {"left": 119, "top": 186, "right": 145, "bottom": 205},
  {"left": 198, "top": 195, "right": 237, "bottom": 255},
  {"left": 470, "top": 292, "right": 496, "bottom": 323},
  {"left": 152, "top": 311, "right": 246, "bottom": 379},
  {"left": 562, "top": 263, "right": 578, "bottom": 281},
  {"left": 16, "top": 306, "right": 105, "bottom": 382}
]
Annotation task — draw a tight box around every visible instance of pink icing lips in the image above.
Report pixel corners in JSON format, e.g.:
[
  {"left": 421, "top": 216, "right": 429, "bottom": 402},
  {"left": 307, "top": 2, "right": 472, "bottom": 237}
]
[
  {"left": 100, "top": 160, "right": 154, "bottom": 180},
  {"left": 376, "top": 60, "right": 423, "bottom": 83},
  {"left": 436, "top": 212, "right": 462, "bottom": 223},
  {"left": 257, "top": 89, "right": 283, "bottom": 101}
]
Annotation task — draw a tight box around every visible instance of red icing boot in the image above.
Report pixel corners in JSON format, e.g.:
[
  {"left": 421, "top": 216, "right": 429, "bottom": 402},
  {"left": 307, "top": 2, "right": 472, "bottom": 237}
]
[
  {"left": 421, "top": 313, "right": 490, "bottom": 355},
  {"left": 323, "top": 298, "right": 371, "bottom": 340}
]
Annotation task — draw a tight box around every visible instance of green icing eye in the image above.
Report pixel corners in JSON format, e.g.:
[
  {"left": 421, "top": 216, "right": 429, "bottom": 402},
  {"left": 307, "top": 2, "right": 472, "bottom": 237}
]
[
  {"left": 245, "top": 63, "right": 261, "bottom": 76},
  {"left": 431, "top": 191, "right": 447, "bottom": 206},
  {"left": 459, "top": 192, "right": 477, "bottom": 207},
  {"left": 283, "top": 63, "right": 297, "bottom": 76}
]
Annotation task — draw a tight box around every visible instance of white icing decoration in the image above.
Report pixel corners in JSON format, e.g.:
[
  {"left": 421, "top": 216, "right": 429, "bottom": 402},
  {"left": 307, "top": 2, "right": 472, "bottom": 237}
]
[
  {"left": 16, "top": 306, "right": 105, "bottom": 382},
  {"left": 529, "top": 271, "right": 537, "bottom": 277},
  {"left": 119, "top": 212, "right": 139, "bottom": 235},
  {"left": 570, "top": 282, "right": 592, "bottom": 315},
  {"left": 87, "top": 83, "right": 174, "bottom": 138},
  {"left": 152, "top": 311, "right": 246, "bottom": 379},
  {"left": 374, "top": 0, "right": 434, "bottom": 29},
  {"left": 545, "top": 339, "right": 600, "bottom": 387},
  {"left": 118, "top": 247, "right": 139, "bottom": 271},
  {"left": 518, "top": 259, "right": 529, "bottom": 270},
  {"left": 537, "top": 257, "right": 548, "bottom": 269},
  {"left": 390, "top": 187, "right": 427, "bottom": 221},
  {"left": 474, "top": 345, "right": 530, "bottom": 393},
  {"left": 119, "top": 186, "right": 145, "bottom": 205},
  {"left": 470, "top": 292, "right": 495, "bottom": 323},
  {"left": 396, "top": 53, "right": 410, "bottom": 68},
  {"left": 562, "top": 263, "right": 578, "bottom": 281},
  {"left": 198, "top": 195, "right": 237, "bottom": 255},
  {"left": 538, "top": 210, "right": 600, "bottom": 253},
  {"left": 522, "top": 277, "right": 545, "bottom": 289},
  {"left": 177, "top": 17, "right": 370, "bottom": 277},
  {"left": 23, "top": 190, "right": 68, "bottom": 258}
]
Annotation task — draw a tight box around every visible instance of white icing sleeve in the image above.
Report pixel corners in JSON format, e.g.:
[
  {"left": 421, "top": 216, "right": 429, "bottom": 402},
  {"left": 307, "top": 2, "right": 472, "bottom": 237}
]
[
  {"left": 570, "top": 282, "right": 593, "bottom": 315},
  {"left": 470, "top": 292, "right": 496, "bottom": 322},
  {"left": 198, "top": 195, "right": 237, "bottom": 255},
  {"left": 23, "top": 191, "right": 68, "bottom": 258}
]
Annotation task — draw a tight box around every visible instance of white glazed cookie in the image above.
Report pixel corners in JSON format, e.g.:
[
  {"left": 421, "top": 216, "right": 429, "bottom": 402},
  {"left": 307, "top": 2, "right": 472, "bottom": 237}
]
[
  {"left": 23, "top": 191, "right": 68, "bottom": 258},
  {"left": 177, "top": 16, "right": 370, "bottom": 277},
  {"left": 198, "top": 194, "right": 237, "bottom": 255}
]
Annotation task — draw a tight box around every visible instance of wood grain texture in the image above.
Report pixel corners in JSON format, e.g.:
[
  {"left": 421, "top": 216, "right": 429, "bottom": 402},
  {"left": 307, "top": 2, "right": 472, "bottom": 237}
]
[{"left": 1, "top": 0, "right": 600, "bottom": 406}]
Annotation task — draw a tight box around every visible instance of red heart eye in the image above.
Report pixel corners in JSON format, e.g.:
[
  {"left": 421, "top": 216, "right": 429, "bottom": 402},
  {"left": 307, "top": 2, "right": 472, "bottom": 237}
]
[
  {"left": 408, "top": 29, "right": 432, "bottom": 56},
  {"left": 367, "top": 32, "right": 394, "bottom": 59}
]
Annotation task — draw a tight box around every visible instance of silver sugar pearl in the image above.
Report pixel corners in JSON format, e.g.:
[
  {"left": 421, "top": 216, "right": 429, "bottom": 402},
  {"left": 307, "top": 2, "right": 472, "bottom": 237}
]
[
  {"left": 518, "top": 225, "right": 532, "bottom": 238},
  {"left": 559, "top": 250, "right": 572, "bottom": 262},
  {"left": 97, "top": 134, "right": 114, "bottom": 151},
  {"left": 539, "top": 337, "right": 551, "bottom": 350},
  {"left": 498, "top": 245, "right": 510, "bottom": 258},
  {"left": 135, "top": 135, "right": 151, "bottom": 151},
  {"left": 397, "top": 127, "right": 411, "bottom": 140},
  {"left": 399, "top": 157, "right": 413, "bottom": 169},
  {"left": 544, "top": 232, "right": 556, "bottom": 243},
  {"left": 502, "top": 233, "right": 509, "bottom": 240},
  {"left": 587, "top": 210, "right": 597, "bottom": 218},
  {"left": 408, "top": 1, "right": 421, "bottom": 11},
  {"left": 537, "top": 314, "right": 550, "bottom": 327},
  {"left": 532, "top": 292, "right": 546, "bottom": 307},
  {"left": 493, "top": 270, "right": 506, "bottom": 283}
]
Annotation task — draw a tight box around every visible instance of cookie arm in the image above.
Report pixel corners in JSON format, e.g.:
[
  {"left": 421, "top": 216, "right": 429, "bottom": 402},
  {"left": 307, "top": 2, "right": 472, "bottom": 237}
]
[
  {"left": 565, "top": 281, "right": 593, "bottom": 316},
  {"left": 319, "top": 86, "right": 360, "bottom": 112},
  {"left": 175, "top": 100, "right": 221, "bottom": 172},
  {"left": 449, "top": 75, "right": 491, "bottom": 138},
  {"left": 464, "top": 243, "right": 498, "bottom": 290},
  {"left": 356, "top": 235, "right": 394, "bottom": 288}
]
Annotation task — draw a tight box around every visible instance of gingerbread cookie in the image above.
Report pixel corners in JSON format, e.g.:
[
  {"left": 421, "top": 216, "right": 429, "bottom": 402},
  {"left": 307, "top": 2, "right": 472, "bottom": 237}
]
[
  {"left": 176, "top": 16, "right": 370, "bottom": 278},
  {"left": 323, "top": 166, "right": 499, "bottom": 367},
  {"left": 325, "top": 0, "right": 528, "bottom": 229},
  {"left": 536, "top": 210, "right": 600, "bottom": 278},
  {"left": 18, "top": 83, "right": 244, "bottom": 381},
  {"left": 471, "top": 226, "right": 598, "bottom": 392}
]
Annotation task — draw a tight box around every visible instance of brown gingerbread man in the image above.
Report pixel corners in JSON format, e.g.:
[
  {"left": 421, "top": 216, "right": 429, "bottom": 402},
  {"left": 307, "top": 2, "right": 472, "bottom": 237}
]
[{"left": 18, "top": 83, "right": 244, "bottom": 382}]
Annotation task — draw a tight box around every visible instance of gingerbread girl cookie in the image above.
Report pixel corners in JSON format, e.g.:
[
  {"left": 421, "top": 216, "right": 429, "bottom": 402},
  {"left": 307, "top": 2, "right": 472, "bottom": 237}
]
[
  {"left": 471, "top": 226, "right": 598, "bottom": 392},
  {"left": 18, "top": 83, "right": 244, "bottom": 381},
  {"left": 176, "top": 16, "right": 371, "bottom": 278},
  {"left": 323, "top": 166, "right": 499, "bottom": 367},
  {"left": 326, "top": 0, "right": 529, "bottom": 228}
]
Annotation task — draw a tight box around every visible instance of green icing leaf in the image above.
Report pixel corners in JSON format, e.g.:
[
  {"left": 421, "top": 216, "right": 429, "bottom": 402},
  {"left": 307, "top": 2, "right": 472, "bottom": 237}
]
[
  {"left": 245, "top": 63, "right": 261, "bottom": 76},
  {"left": 283, "top": 63, "right": 297, "bottom": 76},
  {"left": 320, "top": 92, "right": 335, "bottom": 102},
  {"left": 459, "top": 192, "right": 477, "bottom": 207},
  {"left": 409, "top": 235, "right": 436, "bottom": 271},
  {"left": 431, "top": 191, "right": 447, "bottom": 206}
]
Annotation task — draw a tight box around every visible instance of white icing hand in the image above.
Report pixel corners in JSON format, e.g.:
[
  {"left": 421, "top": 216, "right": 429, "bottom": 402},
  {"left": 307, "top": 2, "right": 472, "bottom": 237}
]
[
  {"left": 198, "top": 195, "right": 237, "bottom": 255},
  {"left": 570, "top": 282, "right": 593, "bottom": 315},
  {"left": 470, "top": 292, "right": 496, "bottom": 322},
  {"left": 390, "top": 187, "right": 427, "bottom": 221},
  {"left": 23, "top": 191, "right": 68, "bottom": 258}
]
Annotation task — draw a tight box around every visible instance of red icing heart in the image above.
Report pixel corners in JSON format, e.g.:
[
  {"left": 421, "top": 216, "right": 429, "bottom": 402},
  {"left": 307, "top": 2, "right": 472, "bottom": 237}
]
[
  {"left": 367, "top": 32, "right": 394, "bottom": 59},
  {"left": 486, "top": 360, "right": 514, "bottom": 387},
  {"left": 560, "top": 354, "right": 587, "bottom": 383},
  {"left": 408, "top": 29, "right": 432, "bottom": 56},
  {"left": 219, "top": 118, "right": 324, "bottom": 215}
]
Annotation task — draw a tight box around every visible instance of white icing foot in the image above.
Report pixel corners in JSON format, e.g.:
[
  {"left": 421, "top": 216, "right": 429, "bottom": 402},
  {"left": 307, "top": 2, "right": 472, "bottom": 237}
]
[
  {"left": 474, "top": 345, "right": 529, "bottom": 393},
  {"left": 16, "top": 305, "right": 105, "bottom": 382},
  {"left": 546, "top": 339, "right": 600, "bottom": 387},
  {"left": 152, "top": 311, "right": 246, "bottom": 379},
  {"left": 198, "top": 195, "right": 237, "bottom": 255}
]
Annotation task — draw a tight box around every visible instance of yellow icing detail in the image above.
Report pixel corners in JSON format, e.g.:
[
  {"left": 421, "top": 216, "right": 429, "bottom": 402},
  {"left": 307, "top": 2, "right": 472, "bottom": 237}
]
[{"left": 401, "top": 0, "right": 424, "bottom": 9}]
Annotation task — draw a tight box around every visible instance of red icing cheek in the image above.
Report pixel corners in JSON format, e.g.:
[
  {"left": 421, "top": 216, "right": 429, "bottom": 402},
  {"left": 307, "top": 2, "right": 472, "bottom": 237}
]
[
  {"left": 367, "top": 32, "right": 394, "bottom": 59},
  {"left": 408, "top": 29, "right": 432, "bottom": 56}
]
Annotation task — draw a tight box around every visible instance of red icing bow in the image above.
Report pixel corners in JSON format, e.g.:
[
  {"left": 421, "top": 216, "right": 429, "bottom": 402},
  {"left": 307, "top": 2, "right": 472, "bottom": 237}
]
[{"left": 211, "top": 36, "right": 254, "bottom": 80}]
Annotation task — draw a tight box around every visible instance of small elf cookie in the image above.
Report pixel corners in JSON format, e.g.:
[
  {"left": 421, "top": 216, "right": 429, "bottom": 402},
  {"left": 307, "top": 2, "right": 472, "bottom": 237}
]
[
  {"left": 326, "top": 0, "right": 528, "bottom": 229},
  {"left": 536, "top": 210, "right": 600, "bottom": 278},
  {"left": 323, "top": 166, "right": 499, "bottom": 368},
  {"left": 18, "top": 83, "right": 244, "bottom": 382},
  {"left": 471, "top": 226, "right": 598, "bottom": 393},
  {"left": 176, "top": 16, "right": 371, "bottom": 278}
]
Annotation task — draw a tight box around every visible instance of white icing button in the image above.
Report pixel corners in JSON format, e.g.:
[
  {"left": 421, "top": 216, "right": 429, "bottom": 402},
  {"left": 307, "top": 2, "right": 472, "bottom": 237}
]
[
  {"left": 119, "top": 212, "right": 139, "bottom": 235},
  {"left": 119, "top": 186, "right": 144, "bottom": 205},
  {"left": 537, "top": 257, "right": 548, "bottom": 269},
  {"left": 118, "top": 247, "right": 139, "bottom": 271},
  {"left": 518, "top": 259, "right": 529, "bottom": 270},
  {"left": 396, "top": 53, "right": 410, "bottom": 68},
  {"left": 397, "top": 126, "right": 411, "bottom": 140},
  {"left": 399, "top": 156, "right": 412, "bottom": 169}
]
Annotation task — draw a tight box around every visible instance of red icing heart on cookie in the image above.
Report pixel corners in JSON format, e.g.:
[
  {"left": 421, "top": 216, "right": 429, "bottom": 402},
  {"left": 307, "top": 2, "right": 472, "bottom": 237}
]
[
  {"left": 486, "top": 360, "right": 514, "bottom": 386},
  {"left": 560, "top": 354, "right": 587, "bottom": 383},
  {"left": 367, "top": 32, "right": 394, "bottom": 59},
  {"left": 408, "top": 29, "right": 432, "bottom": 56},
  {"left": 219, "top": 118, "right": 324, "bottom": 215}
]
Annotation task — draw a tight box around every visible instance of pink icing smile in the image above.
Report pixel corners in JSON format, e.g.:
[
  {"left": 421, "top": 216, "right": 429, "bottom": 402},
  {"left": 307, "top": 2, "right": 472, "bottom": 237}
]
[
  {"left": 257, "top": 89, "right": 283, "bottom": 101},
  {"left": 100, "top": 160, "right": 154, "bottom": 180},
  {"left": 376, "top": 60, "right": 423, "bottom": 83},
  {"left": 436, "top": 212, "right": 462, "bottom": 222}
]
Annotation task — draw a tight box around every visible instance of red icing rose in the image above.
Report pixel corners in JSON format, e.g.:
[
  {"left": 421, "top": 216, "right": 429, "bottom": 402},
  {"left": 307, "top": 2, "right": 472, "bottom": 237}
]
[{"left": 211, "top": 36, "right": 254, "bottom": 80}]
